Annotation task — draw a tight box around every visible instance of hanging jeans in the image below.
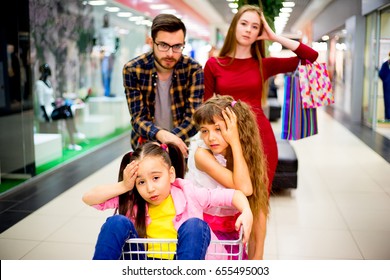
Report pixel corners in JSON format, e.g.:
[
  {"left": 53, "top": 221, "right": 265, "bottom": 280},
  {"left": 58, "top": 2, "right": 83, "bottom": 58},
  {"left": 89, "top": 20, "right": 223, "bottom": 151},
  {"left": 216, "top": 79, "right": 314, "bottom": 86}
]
[
  {"left": 92, "top": 214, "right": 211, "bottom": 260},
  {"left": 101, "top": 54, "right": 115, "bottom": 97}
]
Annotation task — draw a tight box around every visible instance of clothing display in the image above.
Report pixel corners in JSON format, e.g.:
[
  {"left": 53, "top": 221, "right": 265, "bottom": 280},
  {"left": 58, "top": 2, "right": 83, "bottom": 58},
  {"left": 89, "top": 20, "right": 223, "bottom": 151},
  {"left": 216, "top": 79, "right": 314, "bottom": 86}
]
[
  {"left": 97, "top": 26, "right": 117, "bottom": 57},
  {"left": 35, "top": 64, "right": 85, "bottom": 150},
  {"left": 96, "top": 15, "right": 119, "bottom": 97},
  {"left": 204, "top": 43, "right": 318, "bottom": 192},
  {"left": 35, "top": 79, "right": 55, "bottom": 121}
]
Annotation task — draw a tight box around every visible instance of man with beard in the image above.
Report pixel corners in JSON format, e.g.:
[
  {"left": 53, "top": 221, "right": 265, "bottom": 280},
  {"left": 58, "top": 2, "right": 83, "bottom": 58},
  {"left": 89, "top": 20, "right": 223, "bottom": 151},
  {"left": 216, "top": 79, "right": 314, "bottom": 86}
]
[{"left": 123, "top": 14, "right": 204, "bottom": 156}]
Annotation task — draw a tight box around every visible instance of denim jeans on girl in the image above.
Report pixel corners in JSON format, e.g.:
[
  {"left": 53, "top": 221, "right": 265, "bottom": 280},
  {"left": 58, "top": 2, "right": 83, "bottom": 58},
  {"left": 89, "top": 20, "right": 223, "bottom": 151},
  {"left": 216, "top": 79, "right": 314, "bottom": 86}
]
[{"left": 92, "top": 214, "right": 211, "bottom": 260}]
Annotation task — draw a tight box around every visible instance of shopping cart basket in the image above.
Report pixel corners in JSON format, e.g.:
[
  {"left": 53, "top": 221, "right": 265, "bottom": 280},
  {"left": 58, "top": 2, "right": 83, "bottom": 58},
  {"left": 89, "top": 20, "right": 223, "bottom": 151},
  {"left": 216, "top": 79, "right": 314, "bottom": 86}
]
[{"left": 121, "top": 227, "right": 244, "bottom": 260}]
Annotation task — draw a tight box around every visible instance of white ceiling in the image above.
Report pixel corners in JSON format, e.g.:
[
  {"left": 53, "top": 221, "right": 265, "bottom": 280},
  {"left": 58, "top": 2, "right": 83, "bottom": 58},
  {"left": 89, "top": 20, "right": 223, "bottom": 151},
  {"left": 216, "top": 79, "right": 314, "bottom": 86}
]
[
  {"left": 196, "top": 0, "right": 334, "bottom": 38},
  {"left": 108, "top": 0, "right": 334, "bottom": 40}
]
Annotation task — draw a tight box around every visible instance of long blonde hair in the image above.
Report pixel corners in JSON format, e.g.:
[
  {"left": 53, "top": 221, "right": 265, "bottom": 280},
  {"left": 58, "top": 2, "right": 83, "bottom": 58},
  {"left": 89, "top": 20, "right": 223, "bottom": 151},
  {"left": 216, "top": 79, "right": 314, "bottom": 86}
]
[
  {"left": 217, "top": 5, "right": 268, "bottom": 104},
  {"left": 193, "top": 95, "right": 269, "bottom": 220}
]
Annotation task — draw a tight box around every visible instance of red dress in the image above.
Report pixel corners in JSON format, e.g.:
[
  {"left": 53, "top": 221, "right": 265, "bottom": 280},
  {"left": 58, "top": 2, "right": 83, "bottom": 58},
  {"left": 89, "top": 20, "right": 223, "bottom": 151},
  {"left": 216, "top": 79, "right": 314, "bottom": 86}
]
[{"left": 204, "top": 43, "right": 318, "bottom": 193}]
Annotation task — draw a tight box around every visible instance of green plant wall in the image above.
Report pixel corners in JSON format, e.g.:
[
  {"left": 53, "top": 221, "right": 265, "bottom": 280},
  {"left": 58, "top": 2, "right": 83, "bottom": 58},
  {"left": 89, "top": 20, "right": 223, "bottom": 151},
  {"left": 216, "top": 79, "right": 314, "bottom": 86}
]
[
  {"left": 236, "top": 0, "right": 284, "bottom": 55},
  {"left": 237, "top": 0, "right": 283, "bottom": 27}
]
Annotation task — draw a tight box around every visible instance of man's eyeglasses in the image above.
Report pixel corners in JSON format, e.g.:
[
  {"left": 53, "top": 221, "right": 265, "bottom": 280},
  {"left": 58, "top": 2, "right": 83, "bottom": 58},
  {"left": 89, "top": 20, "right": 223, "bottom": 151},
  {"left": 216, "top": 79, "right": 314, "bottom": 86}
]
[{"left": 154, "top": 41, "right": 185, "bottom": 53}]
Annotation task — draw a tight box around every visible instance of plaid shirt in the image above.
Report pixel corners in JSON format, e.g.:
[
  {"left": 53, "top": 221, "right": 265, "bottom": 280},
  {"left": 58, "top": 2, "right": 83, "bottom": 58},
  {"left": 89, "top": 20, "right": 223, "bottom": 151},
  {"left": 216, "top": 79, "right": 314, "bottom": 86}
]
[{"left": 123, "top": 52, "right": 204, "bottom": 149}]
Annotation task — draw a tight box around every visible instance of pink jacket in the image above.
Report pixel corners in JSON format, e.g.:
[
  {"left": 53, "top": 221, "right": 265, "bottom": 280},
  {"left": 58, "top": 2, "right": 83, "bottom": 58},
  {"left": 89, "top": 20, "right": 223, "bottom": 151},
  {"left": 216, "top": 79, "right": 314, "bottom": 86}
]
[
  {"left": 93, "top": 178, "right": 235, "bottom": 227},
  {"left": 93, "top": 178, "right": 236, "bottom": 259}
]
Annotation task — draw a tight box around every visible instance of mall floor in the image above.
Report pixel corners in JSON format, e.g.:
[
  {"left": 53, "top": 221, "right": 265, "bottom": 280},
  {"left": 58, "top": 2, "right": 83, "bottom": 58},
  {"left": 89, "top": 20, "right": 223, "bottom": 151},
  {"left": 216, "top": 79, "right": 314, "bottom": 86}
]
[{"left": 0, "top": 107, "right": 389, "bottom": 260}]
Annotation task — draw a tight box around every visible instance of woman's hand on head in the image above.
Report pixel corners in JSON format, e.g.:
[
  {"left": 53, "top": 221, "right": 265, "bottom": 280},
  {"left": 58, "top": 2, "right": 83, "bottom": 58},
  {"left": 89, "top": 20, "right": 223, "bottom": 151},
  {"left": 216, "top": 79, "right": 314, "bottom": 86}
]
[
  {"left": 123, "top": 160, "right": 138, "bottom": 191},
  {"left": 221, "top": 107, "right": 240, "bottom": 145},
  {"left": 256, "top": 12, "right": 276, "bottom": 42}
]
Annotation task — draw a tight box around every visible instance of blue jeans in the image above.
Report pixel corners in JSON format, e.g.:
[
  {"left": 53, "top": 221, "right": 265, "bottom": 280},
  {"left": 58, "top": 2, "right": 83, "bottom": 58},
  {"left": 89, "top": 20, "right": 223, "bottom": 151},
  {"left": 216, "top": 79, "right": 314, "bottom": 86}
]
[
  {"left": 92, "top": 215, "right": 211, "bottom": 260},
  {"left": 101, "top": 55, "right": 114, "bottom": 96}
]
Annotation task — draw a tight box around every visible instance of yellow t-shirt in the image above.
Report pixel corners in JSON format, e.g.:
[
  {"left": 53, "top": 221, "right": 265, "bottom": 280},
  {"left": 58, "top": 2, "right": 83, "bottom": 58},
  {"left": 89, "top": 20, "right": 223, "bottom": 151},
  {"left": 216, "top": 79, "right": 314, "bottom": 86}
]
[{"left": 146, "top": 194, "right": 177, "bottom": 259}]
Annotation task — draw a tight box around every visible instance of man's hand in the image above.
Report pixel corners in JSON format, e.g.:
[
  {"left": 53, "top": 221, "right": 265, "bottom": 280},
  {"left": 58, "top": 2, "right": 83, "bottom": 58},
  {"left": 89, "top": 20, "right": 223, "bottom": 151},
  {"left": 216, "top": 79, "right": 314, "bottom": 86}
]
[{"left": 156, "top": 130, "right": 188, "bottom": 157}]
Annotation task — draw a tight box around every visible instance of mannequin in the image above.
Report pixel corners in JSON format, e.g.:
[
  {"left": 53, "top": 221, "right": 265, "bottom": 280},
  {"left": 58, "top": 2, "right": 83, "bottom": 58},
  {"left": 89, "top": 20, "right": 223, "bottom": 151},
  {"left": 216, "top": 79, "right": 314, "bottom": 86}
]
[
  {"left": 36, "top": 63, "right": 84, "bottom": 151},
  {"left": 95, "top": 13, "right": 119, "bottom": 97}
]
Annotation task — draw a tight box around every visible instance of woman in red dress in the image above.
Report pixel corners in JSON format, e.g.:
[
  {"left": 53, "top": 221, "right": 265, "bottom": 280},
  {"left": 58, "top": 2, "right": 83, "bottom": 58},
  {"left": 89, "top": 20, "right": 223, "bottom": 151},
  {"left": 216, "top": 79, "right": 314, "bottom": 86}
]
[{"left": 204, "top": 4, "right": 318, "bottom": 259}]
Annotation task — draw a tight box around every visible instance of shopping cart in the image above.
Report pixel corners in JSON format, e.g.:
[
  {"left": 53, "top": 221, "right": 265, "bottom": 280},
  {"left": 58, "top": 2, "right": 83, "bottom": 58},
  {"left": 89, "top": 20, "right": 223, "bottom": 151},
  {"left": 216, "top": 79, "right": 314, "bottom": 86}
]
[{"left": 121, "top": 227, "right": 244, "bottom": 260}]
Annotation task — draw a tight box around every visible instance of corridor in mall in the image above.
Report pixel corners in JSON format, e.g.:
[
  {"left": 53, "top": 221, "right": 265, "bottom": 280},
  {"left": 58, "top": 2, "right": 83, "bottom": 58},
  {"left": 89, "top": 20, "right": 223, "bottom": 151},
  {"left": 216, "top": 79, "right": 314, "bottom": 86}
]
[{"left": 0, "top": 108, "right": 389, "bottom": 260}]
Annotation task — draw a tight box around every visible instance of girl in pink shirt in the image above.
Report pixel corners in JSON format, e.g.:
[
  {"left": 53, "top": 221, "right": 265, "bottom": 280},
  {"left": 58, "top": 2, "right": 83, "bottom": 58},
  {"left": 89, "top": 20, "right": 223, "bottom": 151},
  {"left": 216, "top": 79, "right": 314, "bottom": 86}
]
[{"left": 82, "top": 142, "right": 252, "bottom": 260}]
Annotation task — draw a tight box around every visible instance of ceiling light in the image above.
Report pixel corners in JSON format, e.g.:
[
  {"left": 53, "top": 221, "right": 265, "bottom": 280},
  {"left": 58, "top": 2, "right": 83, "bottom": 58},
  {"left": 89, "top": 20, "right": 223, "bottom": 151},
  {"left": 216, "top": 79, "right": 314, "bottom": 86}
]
[
  {"left": 280, "top": 7, "right": 293, "bottom": 13},
  {"left": 161, "top": 9, "right": 177, "bottom": 14},
  {"left": 279, "top": 12, "right": 290, "bottom": 18},
  {"left": 105, "top": 7, "right": 120, "bottom": 12},
  {"left": 322, "top": 35, "right": 330, "bottom": 41},
  {"left": 88, "top": 1, "right": 106, "bottom": 6},
  {"left": 150, "top": 4, "right": 170, "bottom": 10},
  {"left": 275, "top": 16, "right": 288, "bottom": 22},
  {"left": 117, "top": 12, "right": 132, "bottom": 17},
  {"left": 228, "top": 3, "right": 238, "bottom": 8},
  {"left": 129, "top": 16, "right": 144, "bottom": 21},
  {"left": 282, "top": 2, "right": 295, "bottom": 8},
  {"left": 118, "top": 28, "right": 129, "bottom": 35},
  {"left": 140, "top": 20, "right": 152, "bottom": 26}
]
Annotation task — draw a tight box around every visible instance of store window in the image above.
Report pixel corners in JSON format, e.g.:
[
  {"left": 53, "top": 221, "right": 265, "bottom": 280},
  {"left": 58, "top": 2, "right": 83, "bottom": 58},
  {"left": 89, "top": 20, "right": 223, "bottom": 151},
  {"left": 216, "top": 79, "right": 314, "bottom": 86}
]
[
  {"left": 327, "top": 28, "right": 348, "bottom": 113},
  {"left": 363, "top": 6, "right": 390, "bottom": 139},
  {"left": 0, "top": 0, "right": 150, "bottom": 196},
  {"left": 376, "top": 7, "right": 390, "bottom": 137}
]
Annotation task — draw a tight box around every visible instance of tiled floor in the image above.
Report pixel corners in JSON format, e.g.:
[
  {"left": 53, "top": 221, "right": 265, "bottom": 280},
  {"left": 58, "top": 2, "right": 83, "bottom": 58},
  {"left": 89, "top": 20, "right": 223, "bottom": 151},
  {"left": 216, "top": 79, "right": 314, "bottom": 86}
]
[{"left": 0, "top": 108, "right": 390, "bottom": 260}]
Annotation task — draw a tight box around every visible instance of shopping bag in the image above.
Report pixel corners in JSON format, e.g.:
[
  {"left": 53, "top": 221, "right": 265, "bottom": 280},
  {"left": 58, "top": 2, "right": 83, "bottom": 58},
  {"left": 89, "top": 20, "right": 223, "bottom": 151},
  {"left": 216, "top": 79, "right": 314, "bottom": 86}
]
[
  {"left": 51, "top": 105, "right": 73, "bottom": 120},
  {"left": 298, "top": 61, "right": 334, "bottom": 108},
  {"left": 281, "top": 71, "right": 318, "bottom": 140}
]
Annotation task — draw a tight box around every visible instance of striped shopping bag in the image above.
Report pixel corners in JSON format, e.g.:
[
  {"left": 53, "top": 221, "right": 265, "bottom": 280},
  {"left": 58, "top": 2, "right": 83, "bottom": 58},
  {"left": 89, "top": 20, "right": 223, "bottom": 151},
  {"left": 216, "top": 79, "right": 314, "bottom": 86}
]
[{"left": 281, "top": 71, "right": 318, "bottom": 140}]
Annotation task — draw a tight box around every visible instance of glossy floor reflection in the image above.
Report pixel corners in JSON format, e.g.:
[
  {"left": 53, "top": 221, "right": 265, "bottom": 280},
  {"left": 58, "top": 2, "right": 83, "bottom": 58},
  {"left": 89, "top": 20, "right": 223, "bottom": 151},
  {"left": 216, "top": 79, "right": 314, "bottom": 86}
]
[{"left": 0, "top": 108, "right": 389, "bottom": 260}]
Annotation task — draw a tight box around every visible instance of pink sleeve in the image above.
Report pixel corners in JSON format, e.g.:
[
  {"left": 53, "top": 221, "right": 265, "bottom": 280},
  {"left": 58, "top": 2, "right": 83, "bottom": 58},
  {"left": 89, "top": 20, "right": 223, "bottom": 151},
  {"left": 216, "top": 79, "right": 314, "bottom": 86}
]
[
  {"left": 92, "top": 196, "right": 119, "bottom": 211},
  {"left": 208, "top": 188, "right": 235, "bottom": 207},
  {"left": 187, "top": 181, "right": 235, "bottom": 208}
]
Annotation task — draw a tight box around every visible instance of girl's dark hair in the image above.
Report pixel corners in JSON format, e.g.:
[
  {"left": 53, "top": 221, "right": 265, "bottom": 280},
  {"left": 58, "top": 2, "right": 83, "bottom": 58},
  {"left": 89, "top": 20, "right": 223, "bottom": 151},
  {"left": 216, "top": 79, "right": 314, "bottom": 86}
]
[
  {"left": 151, "top": 14, "right": 186, "bottom": 41},
  {"left": 116, "top": 142, "right": 185, "bottom": 238}
]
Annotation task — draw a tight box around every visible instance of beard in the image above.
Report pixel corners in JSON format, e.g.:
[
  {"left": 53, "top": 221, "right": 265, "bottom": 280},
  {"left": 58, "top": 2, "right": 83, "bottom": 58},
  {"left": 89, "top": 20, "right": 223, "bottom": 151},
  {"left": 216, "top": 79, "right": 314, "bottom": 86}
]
[{"left": 154, "top": 53, "right": 178, "bottom": 70}]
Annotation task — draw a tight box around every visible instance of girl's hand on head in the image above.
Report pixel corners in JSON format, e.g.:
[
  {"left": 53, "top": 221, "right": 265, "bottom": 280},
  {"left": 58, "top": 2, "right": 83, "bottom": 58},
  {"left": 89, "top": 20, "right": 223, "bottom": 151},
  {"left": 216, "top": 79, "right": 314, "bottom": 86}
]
[
  {"left": 123, "top": 160, "right": 138, "bottom": 191},
  {"left": 221, "top": 107, "right": 240, "bottom": 145},
  {"left": 256, "top": 12, "right": 276, "bottom": 41}
]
